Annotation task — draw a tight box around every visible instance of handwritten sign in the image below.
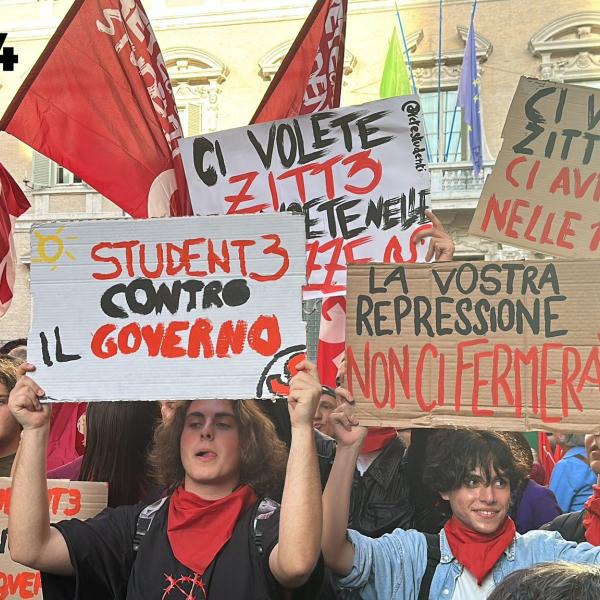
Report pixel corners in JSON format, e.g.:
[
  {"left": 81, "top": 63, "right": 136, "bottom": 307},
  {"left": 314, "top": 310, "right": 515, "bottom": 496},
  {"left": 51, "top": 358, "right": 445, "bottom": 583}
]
[
  {"left": 470, "top": 77, "right": 600, "bottom": 257},
  {"left": 28, "top": 214, "right": 306, "bottom": 402},
  {"left": 345, "top": 260, "right": 600, "bottom": 432},
  {"left": 180, "top": 97, "right": 432, "bottom": 299},
  {"left": 0, "top": 479, "right": 107, "bottom": 600}
]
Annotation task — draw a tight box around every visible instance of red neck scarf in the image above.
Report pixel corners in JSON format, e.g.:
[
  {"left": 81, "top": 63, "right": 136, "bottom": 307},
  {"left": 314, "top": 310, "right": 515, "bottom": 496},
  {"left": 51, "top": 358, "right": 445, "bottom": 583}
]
[
  {"left": 444, "top": 515, "right": 516, "bottom": 585},
  {"left": 584, "top": 485, "right": 600, "bottom": 545},
  {"left": 167, "top": 484, "right": 257, "bottom": 575},
  {"left": 360, "top": 427, "right": 397, "bottom": 454}
]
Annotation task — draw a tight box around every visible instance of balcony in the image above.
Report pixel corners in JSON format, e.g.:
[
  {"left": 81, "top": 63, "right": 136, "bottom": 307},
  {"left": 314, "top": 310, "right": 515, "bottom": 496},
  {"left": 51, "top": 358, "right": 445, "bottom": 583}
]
[{"left": 429, "top": 160, "right": 495, "bottom": 211}]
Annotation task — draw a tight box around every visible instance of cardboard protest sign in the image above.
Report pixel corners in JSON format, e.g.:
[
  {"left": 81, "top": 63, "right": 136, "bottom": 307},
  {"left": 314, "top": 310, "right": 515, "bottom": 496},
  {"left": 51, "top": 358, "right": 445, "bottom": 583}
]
[
  {"left": 180, "top": 97, "right": 432, "bottom": 299},
  {"left": 470, "top": 77, "right": 600, "bottom": 257},
  {"left": 0, "top": 478, "right": 107, "bottom": 600},
  {"left": 345, "top": 260, "right": 600, "bottom": 432},
  {"left": 28, "top": 214, "right": 306, "bottom": 402}
]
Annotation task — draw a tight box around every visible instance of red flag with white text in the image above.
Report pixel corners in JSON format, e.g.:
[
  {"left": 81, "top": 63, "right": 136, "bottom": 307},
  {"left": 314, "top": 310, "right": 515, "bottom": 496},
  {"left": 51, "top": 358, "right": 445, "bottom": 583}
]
[
  {"left": 0, "top": 0, "right": 191, "bottom": 218},
  {"left": 0, "top": 163, "right": 30, "bottom": 316},
  {"left": 251, "top": 0, "right": 348, "bottom": 124}
]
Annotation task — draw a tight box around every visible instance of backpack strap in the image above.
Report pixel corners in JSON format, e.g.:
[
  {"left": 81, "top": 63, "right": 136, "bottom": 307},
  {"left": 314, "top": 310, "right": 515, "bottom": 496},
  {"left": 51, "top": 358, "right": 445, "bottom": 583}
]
[
  {"left": 417, "top": 533, "right": 441, "bottom": 600},
  {"left": 252, "top": 497, "right": 279, "bottom": 556},
  {"left": 133, "top": 496, "right": 168, "bottom": 553}
]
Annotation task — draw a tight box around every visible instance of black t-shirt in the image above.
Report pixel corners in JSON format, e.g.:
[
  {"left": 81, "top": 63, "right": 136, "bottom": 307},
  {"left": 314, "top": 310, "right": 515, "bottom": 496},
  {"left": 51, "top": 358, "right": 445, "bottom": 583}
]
[{"left": 42, "top": 497, "right": 285, "bottom": 600}]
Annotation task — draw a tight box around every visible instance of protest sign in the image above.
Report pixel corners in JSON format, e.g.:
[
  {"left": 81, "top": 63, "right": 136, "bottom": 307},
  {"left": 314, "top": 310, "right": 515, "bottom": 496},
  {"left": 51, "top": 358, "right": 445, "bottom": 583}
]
[
  {"left": 0, "top": 478, "right": 107, "bottom": 600},
  {"left": 345, "top": 260, "right": 600, "bottom": 432},
  {"left": 470, "top": 77, "right": 600, "bottom": 257},
  {"left": 28, "top": 214, "right": 306, "bottom": 402},
  {"left": 180, "top": 97, "right": 432, "bottom": 299}
]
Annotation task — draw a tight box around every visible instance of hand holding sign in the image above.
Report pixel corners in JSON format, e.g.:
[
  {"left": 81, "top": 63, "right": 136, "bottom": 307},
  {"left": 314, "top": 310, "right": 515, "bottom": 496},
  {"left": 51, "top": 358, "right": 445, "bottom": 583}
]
[
  {"left": 329, "top": 403, "right": 367, "bottom": 449},
  {"left": 413, "top": 210, "right": 455, "bottom": 262},
  {"left": 287, "top": 360, "right": 322, "bottom": 429},
  {"left": 8, "top": 364, "right": 50, "bottom": 431}
]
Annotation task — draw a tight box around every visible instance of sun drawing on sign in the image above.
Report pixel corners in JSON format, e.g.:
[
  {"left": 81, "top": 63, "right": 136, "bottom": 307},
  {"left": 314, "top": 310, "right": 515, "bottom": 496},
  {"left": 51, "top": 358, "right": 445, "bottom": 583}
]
[{"left": 32, "top": 227, "right": 78, "bottom": 271}]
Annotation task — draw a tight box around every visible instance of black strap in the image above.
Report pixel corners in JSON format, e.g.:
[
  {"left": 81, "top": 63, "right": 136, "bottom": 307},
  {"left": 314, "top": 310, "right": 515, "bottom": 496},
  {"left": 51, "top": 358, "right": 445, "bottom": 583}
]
[
  {"left": 133, "top": 496, "right": 168, "bottom": 553},
  {"left": 417, "top": 533, "right": 441, "bottom": 600}
]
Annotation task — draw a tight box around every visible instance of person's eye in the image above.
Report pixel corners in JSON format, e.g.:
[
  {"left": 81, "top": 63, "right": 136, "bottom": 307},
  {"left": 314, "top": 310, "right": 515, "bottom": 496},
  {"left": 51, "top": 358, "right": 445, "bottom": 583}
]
[
  {"left": 188, "top": 421, "right": 203, "bottom": 429},
  {"left": 465, "top": 477, "right": 480, "bottom": 488},
  {"left": 494, "top": 478, "right": 508, "bottom": 488},
  {"left": 216, "top": 421, "right": 232, "bottom": 430}
]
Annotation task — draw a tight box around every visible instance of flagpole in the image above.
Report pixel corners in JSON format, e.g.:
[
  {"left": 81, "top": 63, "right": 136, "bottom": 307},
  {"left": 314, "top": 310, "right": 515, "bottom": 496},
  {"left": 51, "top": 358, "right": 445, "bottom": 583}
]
[
  {"left": 445, "top": 0, "right": 478, "bottom": 161},
  {"left": 394, "top": 1, "right": 431, "bottom": 162},
  {"left": 436, "top": 0, "right": 443, "bottom": 164}
]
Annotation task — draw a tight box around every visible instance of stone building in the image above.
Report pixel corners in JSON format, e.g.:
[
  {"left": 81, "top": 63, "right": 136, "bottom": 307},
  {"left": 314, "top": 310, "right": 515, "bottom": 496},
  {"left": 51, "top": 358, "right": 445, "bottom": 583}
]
[{"left": 0, "top": 0, "right": 598, "bottom": 355}]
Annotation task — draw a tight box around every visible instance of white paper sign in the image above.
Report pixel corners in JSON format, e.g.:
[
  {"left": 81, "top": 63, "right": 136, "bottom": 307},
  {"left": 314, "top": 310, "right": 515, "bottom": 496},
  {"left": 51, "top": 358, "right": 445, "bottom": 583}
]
[
  {"left": 28, "top": 214, "right": 306, "bottom": 402},
  {"left": 180, "top": 97, "right": 431, "bottom": 299}
]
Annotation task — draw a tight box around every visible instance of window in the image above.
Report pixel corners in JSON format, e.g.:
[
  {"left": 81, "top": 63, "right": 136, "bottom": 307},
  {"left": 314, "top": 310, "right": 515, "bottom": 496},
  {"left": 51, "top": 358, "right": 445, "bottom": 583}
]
[
  {"left": 31, "top": 152, "right": 82, "bottom": 188},
  {"left": 55, "top": 165, "right": 81, "bottom": 185},
  {"left": 420, "top": 90, "right": 468, "bottom": 163}
]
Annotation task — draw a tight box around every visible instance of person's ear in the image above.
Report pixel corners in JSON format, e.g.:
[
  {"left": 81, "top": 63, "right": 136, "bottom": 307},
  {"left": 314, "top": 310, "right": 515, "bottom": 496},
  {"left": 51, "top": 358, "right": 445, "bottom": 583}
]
[{"left": 440, "top": 491, "right": 450, "bottom": 501}]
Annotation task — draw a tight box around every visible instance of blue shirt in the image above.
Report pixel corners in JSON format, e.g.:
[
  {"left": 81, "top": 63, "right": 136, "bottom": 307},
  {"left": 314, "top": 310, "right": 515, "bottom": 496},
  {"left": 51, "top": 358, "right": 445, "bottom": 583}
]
[
  {"left": 333, "top": 527, "right": 600, "bottom": 599},
  {"left": 549, "top": 446, "right": 596, "bottom": 512}
]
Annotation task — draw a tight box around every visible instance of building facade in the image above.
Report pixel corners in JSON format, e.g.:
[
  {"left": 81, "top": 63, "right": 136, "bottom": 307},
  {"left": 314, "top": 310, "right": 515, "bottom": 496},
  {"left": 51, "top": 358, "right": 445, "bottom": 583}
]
[{"left": 0, "top": 0, "right": 598, "bottom": 352}]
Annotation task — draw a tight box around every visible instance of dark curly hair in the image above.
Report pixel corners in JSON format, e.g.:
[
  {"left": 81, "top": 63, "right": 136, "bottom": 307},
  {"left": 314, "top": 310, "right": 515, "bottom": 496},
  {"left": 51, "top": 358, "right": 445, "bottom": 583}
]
[
  {"left": 149, "top": 399, "right": 288, "bottom": 499},
  {"left": 422, "top": 429, "right": 529, "bottom": 494}
]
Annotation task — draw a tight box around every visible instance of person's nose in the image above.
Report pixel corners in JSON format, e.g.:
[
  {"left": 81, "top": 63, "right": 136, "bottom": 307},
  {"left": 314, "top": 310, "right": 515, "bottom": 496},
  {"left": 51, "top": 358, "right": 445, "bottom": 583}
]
[
  {"left": 478, "top": 485, "right": 496, "bottom": 504},
  {"left": 200, "top": 421, "right": 215, "bottom": 440}
]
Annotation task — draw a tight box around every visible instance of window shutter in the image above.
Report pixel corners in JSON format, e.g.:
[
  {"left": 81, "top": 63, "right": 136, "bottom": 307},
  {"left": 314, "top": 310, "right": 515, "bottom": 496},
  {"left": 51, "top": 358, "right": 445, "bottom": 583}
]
[{"left": 32, "top": 152, "right": 51, "bottom": 187}]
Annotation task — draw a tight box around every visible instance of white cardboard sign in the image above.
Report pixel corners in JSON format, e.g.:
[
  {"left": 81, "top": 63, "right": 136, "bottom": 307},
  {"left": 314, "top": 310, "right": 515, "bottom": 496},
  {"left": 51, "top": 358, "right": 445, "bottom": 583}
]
[
  {"left": 180, "top": 97, "right": 431, "bottom": 299},
  {"left": 28, "top": 214, "right": 306, "bottom": 402}
]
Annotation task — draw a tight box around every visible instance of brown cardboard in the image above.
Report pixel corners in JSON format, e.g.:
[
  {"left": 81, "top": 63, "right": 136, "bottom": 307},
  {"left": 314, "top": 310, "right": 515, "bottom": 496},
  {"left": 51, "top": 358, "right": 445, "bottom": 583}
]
[
  {"left": 345, "top": 260, "right": 600, "bottom": 432},
  {"left": 0, "top": 479, "right": 107, "bottom": 599},
  {"left": 469, "top": 77, "right": 600, "bottom": 258}
]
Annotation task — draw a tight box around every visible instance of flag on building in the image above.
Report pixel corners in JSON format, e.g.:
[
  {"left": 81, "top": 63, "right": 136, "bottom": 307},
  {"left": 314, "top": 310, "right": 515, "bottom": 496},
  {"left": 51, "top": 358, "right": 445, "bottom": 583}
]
[
  {"left": 0, "top": 0, "right": 191, "bottom": 219},
  {"left": 380, "top": 28, "right": 411, "bottom": 99},
  {"left": 0, "top": 163, "right": 30, "bottom": 316},
  {"left": 251, "top": 0, "right": 348, "bottom": 124},
  {"left": 457, "top": 16, "right": 484, "bottom": 176}
]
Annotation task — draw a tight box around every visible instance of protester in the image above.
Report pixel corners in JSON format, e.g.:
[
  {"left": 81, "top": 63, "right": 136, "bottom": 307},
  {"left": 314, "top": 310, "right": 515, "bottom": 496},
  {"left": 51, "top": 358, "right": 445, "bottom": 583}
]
[
  {"left": 322, "top": 410, "right": 600, "bottom": 599},
  {"left": 0, "top": 354, "right": 23, "bottom": 475},
  {"left": 313, "top": 386, "right": 339, "bottom": 438},
  {"left": 549, "top": 433, "right": 596, "bottom": 512},
  {"left": 8, "top": 361, "right": 323, "bottom": 599},
  {"left": 505, "top": 432, "right": 561, "bottom": 533},
  {"left": 48, "top": 401, "right": 161, "bottom": 507},
  {"left": 542, "top": 433, "right": 600, "bottom": 544},
  {"left": 487, "top": 562, "right": 600, "bottom": 600}
]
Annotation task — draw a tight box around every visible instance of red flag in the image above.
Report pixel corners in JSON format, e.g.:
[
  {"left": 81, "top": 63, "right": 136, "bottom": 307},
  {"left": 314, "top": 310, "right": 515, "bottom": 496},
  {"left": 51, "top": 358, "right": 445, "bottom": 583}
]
[
  {"left": 0, "top": 0, "right": 191, "bottom": 219},
  {"left": 0, "top": 163, "right": 30, "bottom": 316},
  {"left": 251, "top": 0, "right": 348, "bottom": 124},
  {"left": 317, "top": 296, "right": 346, "bottom": 387}
]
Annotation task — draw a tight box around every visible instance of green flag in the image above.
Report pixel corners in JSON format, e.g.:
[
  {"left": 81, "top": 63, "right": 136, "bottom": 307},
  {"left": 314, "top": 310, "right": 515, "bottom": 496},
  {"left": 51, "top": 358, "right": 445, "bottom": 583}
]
[{"left": 380, "top": 29, "right": 411, "bottom": 98}]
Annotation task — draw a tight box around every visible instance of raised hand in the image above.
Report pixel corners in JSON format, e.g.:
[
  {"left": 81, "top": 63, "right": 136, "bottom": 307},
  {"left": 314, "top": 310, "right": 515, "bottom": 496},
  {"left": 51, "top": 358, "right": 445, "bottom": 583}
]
[
  {"left": 413, "top": 209, "right": 455, "bottom": 262},
  {"left": 8, "top": 364, "right": 51, "bottom": 431},
  {"left": 287, "top": 360, "right": 321, "bottom": 429},
  {"left": 329, "top": 402, "right": 367, "bottom": 449}
]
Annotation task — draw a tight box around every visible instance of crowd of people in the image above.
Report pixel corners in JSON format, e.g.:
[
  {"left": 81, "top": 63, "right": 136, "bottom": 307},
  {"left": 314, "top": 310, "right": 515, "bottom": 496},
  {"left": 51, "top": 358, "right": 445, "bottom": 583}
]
[{"left": 2, "top": 219, "right": 600, "bottom": 599}]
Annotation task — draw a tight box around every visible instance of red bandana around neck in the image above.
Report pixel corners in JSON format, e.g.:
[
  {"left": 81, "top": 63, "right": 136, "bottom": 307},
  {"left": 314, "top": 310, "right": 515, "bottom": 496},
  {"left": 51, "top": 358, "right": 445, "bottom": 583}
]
[
  {"left": 360, "top": 427, "right": 397, "bottom": 454},
  {"left": 584, "top": 485, "right": 600, "bottom": 545},
  {"left": 167, "top": 484, "right": 257, "bottom": 576},
  {"left": 444, "top": 515, "right": 516, "bottom": 585}
]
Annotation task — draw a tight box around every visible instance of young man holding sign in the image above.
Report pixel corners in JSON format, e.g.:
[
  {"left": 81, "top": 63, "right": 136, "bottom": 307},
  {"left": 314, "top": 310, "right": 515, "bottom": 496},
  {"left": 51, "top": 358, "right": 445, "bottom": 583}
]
[
  {"left": 8, "top": 361, "right": 323, "bottom": 599},
  {"left": 322, "top": 406, "right": 600, "bottom": 599}
]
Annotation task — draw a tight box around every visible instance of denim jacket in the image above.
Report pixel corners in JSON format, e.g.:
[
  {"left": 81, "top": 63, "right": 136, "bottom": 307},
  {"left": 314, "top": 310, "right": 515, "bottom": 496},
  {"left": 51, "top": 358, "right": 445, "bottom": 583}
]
[{"left": 333, "top": 526, "right": 600, "bottom": 599}]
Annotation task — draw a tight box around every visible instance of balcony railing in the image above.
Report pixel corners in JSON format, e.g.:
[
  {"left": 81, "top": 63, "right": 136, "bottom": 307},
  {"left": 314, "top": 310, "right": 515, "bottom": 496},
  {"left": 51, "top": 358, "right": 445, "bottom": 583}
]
[{"left": 429, "top": 160, "right": 495, "bottom": 210}]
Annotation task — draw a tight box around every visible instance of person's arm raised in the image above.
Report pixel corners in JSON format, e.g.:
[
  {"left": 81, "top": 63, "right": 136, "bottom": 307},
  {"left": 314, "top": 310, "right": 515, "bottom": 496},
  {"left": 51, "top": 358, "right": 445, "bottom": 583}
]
[
  {"left": 322, "top": 400, "right": 367, "bottom": 576},
  {"left": 8, "top": 364, "right": 73, "bottom": 575},
  {"left": 269, "top": 360, "right": 322, "bottom": 589},
  {"left": 412, "top": 209, "right": 455, "bottom": 262}
]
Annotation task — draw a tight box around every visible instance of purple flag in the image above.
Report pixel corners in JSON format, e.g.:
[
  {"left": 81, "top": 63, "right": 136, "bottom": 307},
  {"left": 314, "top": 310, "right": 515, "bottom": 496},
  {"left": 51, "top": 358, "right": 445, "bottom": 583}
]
[{"left": 457, "top": 17, "right": 483, "bottom": 175}]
